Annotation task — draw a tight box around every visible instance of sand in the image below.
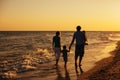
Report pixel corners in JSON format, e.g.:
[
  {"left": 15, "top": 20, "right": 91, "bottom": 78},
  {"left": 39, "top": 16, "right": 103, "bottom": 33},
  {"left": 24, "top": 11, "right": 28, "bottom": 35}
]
[
  {"left": 0, "top": 41, "right": 120, "bottom": 80},
  {"left": 79, "top": 41, "right": 120, "bottom": 80},
  {"left": 88, "top": 41, "right": 120, "bottom": 80}
]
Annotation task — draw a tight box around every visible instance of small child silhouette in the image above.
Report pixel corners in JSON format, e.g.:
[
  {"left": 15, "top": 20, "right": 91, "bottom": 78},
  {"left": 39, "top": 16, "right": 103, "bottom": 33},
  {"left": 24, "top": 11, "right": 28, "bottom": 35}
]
[
  {"left": 61, "top": 45, "right": 70, "bottom": 67},
  {"left": 82, "top": 30, "right": 88, "bottom": 45}
]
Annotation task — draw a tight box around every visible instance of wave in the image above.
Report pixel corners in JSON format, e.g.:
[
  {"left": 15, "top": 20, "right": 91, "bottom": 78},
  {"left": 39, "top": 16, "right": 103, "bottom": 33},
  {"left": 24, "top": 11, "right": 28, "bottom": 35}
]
[
  {"left": 108, "top": 33, "right": 120, "bottom": 41},
  {"left": 0, "top": 48, "right": 53, "bottom": 79}
]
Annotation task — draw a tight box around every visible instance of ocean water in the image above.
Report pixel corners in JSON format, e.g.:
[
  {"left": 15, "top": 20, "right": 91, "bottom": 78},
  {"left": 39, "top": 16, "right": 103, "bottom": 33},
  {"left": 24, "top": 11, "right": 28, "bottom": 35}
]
[
  {"left": 0, "top": 31, "right": 120, "bottom": 61},
  {"left": 0, "top": 31, "right": 120, "bottom": 76}
]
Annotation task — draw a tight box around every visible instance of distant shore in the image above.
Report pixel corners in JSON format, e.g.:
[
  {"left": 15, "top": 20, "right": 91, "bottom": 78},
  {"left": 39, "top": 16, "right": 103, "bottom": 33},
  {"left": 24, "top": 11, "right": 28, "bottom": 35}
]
[{"left": 79, "top": 41, "right": 120, "bottom": 80}]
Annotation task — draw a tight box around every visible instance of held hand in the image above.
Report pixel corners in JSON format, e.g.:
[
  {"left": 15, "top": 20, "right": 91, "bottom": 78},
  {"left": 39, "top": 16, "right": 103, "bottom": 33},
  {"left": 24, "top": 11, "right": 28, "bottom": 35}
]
[
  {"left": 68, "top": 49, "right": 70, "bottom": 53},
  {"left": 85, "top": 43, "right": 88, "bottom": 45},
  {"left": 69, "top": 46, "right": 71, "bottom": 51}
]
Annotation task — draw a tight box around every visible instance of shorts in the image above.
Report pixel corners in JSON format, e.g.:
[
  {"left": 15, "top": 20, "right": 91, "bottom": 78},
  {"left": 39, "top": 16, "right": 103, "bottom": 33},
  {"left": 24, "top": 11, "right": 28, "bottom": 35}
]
[
  {"left": 63, "top": 56, "right": 68, "bottom": 62},
  {"left": 75, "top": 45, "right": 84, "bottom": 57},
  {"left": 62, "top": 54, "right": 68, "bottom": 62},
  {"left": 54, "top": 48, "right": 61, "bottom": 60}
]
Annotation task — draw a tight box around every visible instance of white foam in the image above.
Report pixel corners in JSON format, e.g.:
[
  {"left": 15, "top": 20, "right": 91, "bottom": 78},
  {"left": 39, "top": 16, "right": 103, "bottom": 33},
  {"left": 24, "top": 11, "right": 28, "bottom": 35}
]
[{"left": 95, "top": 43, "right": 117, "bottom": 61}]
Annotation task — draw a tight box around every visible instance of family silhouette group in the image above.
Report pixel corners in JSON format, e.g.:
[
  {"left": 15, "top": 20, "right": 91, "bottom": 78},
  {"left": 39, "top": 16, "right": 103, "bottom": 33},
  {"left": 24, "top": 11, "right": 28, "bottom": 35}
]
[{"left": 52, "top": 25, "right": 88, "bottom": 73}]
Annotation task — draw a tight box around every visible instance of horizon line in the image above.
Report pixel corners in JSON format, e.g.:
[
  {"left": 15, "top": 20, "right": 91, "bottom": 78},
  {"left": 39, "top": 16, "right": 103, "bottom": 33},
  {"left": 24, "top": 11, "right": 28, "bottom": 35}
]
[{"left": 0, "top": 30, "right": 120, "bottom": 32}]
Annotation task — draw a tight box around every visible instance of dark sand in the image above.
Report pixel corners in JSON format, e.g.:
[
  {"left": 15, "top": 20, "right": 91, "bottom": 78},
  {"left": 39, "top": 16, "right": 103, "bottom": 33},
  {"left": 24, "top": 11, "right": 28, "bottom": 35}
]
[{"left": 79, "top": 41, "right": 120, "bottom": 80}]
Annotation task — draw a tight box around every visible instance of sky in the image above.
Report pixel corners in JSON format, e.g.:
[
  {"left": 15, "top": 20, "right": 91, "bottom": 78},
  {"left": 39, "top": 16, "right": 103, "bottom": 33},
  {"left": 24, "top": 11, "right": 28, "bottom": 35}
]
[{"left": 0, "top": 0, "right": 120, "bottom": 31}]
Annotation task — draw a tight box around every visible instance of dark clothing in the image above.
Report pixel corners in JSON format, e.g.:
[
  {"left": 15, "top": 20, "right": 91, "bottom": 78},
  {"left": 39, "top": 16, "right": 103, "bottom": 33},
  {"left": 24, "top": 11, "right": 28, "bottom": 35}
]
[
  {"left": 73, "top": 31, "right": 85, "bottom": 58},
  {"left": 73, "top": 31, "right": 85, "bottom": 46},
  {"left": 61, "top": 50, "right": 69, "bottom": 62},
  {"left": 53, "top": 36, "right": 61, "bottom": 48},
  {"left": 75, "top": 45, "right": 84, "bottom": 57}
]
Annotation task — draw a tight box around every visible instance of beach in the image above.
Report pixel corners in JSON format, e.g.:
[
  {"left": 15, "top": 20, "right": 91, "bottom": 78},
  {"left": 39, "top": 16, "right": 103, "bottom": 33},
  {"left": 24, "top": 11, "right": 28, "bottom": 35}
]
[
  {"left": 77, "top": 41, "right": 120, "bottom": 80},
  {"left": 0, "top": 42, "right": 119, "bottom": 80},
  {"left": 0, "top": 31, "right": 120, "bottom": 80},
  {"left": 88, "top": 41, "right": 120, "bottom": 80}
]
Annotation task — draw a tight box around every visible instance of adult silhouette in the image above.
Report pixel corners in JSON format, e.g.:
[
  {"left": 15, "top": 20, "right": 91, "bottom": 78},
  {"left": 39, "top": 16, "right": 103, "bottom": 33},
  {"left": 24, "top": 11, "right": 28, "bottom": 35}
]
[
  {"left": 69, "top": 26, "right": 86, "bottom": 73},
  {"left": 52, "top": 31, "right": 61, "bottom": 65}
]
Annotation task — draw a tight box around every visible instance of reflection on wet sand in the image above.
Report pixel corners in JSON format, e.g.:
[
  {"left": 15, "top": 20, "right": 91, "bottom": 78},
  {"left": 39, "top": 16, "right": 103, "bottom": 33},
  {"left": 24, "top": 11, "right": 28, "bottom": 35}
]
[
  {"left": 75, "top": 66, "right": 84, "bottom": 80},
  {"left": 55, "top": 66, "right": 64, "bottom": 80},
  {"left": 64, "top": 67, "right": 70, "bottom": 80},
  {"left": 79, "top": 66, "right": 84, "bottom": 74},
  {"left": 55, "top": 66, "right": 71, "bottom": 80},
  {"left": 75, "top": 65, "right": 84, "bottom": 74}
]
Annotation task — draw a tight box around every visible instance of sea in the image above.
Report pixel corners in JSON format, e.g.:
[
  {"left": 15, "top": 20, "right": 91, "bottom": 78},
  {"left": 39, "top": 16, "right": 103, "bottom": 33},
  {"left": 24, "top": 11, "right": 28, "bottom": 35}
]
[{"left": 0, "top": 31, "right": 120, "bottom": 76}]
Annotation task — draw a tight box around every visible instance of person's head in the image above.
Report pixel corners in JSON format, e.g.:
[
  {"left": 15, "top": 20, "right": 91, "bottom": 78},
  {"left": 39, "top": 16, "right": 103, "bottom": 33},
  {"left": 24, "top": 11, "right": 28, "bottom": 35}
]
[
  {"left": 56, "top": 31, "right": 60, "bottom": 36},
  {"left": 82, "top": 30, "right": 85, "bottom": 34},
  {"left": 76, "top": 26, "right": 81, "bottom": 31},
  {"left": 63, "top": 45, "right": 66, "bottom": 50}
]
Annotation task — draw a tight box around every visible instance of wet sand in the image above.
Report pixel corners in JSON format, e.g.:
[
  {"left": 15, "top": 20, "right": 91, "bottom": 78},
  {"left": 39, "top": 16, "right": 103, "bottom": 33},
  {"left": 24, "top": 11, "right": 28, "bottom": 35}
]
[
  {"left": 88, "top": 41, "right": 120, "bottom": 80},
  {"left": 15, "top": 54, "right": 81, "bottom": 80},
  {"left": 79, "top": 41, "right": 120, "bottom": 80},
  {"left": 0, "top": 42, "right": 119, "bottom": 80}
]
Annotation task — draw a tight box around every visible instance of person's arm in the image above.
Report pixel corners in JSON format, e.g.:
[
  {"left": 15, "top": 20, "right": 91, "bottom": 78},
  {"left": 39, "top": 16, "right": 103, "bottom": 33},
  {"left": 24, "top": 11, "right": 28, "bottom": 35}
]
[
  {"left": 69, "top": 33, "right": 75, "bottom": 50},
  {"left": 67, "top": 49, "right": 70, "bottom": 52},
  {"left": 85, "top": 36, "right": 87, "bottom": 42},
  {"left": 59, "top": 37, "right": 61, "bottom": 51},
  {"left": 52, "top": 37, "right": 54, "bottom": 50},
  {"left": 84, "top": 32, "right": 88, "bottom": 45}
]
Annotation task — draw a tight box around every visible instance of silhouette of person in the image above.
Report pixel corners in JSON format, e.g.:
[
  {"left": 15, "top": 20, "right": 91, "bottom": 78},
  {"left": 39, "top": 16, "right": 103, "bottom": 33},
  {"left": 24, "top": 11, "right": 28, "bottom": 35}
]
[
  {"left": 82, "top": 30, "right": 88, "bottom": 45},
  {"left": 61, "top": 45, "right": 70, "bottom": 68},
  {"left": 69, "top": 26, "right": 86, "bottom": 73},
  {"left": 52, "top": 31, "right": 61, "bottom": 65}
]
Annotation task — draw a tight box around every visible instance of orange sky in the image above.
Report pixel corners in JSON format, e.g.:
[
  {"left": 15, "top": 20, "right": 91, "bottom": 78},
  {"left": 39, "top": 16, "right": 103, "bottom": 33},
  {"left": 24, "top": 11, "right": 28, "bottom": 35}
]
[{"left": 0, "top": 0, "right": 120, "bottom": 31}]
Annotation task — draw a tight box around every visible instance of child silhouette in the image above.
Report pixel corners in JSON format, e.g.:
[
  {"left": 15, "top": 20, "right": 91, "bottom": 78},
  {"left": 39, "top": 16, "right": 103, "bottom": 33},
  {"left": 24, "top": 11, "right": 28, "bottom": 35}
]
[{"left": 61, "top": 45, "right": 70, "bottom": 67}]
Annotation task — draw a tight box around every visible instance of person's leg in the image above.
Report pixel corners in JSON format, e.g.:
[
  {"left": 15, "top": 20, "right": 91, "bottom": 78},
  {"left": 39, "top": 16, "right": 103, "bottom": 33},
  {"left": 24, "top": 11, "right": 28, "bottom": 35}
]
[
  {"left": 55, "top": 53, "right": 59, "bottom": 65},
  {"left": 64, "top": 61, "right": 67, "bottom": 68},
  {"left": 75, "top": 45, "right": 79, "bottom": 73},
  {"left": 75, "top": 56, "right": 78, "bottom": 68},
  {"left": 75, "top": 54, "right": 78, "bottom": 73},
  {"left": 79, "top": 56, "right": 83, "bottom": 67},
  {"left": 79, "top": 66, "right": 84, "bottom": 73},
  {"left": 55, "top": 60, "right": 58, "bottom": 66},
  {"left": 57, "top": 52, "right": 60, "bottom": 64},
  {"left": 55, "top": 48, "right": 61, "bottom": 65},
  {"left": 54, "top": 48, "right": 58, "bottom": 65},
  {"left": 64, "top": 56, "right": 67, "bottom": 68},
  {"left": 79, "top": 46, "right": 84, "bottom": 67}
]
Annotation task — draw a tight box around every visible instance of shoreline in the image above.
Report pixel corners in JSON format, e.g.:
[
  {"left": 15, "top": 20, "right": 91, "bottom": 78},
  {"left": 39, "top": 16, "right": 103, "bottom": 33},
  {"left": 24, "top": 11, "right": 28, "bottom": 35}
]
[
  {"left": 0, "top": 41, "right": 119, "bottom": 80},
  {"left": 79, "top": 41, "right": 120, "bottom": 80}
]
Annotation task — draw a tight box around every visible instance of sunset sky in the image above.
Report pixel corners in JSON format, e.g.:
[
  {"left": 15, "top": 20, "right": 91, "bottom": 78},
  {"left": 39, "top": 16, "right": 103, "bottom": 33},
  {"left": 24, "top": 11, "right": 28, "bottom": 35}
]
[{"left": 0, "top": 0, "right": 120, "bottom": 31}]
